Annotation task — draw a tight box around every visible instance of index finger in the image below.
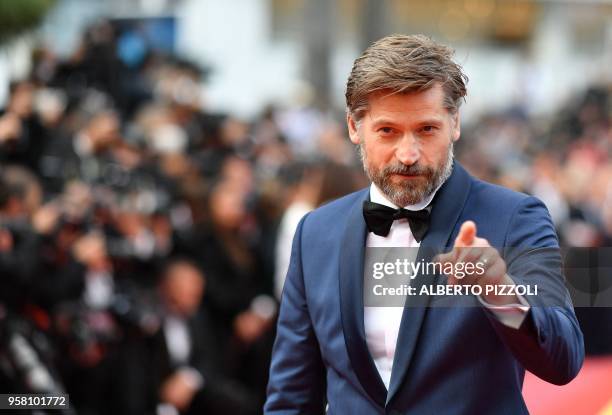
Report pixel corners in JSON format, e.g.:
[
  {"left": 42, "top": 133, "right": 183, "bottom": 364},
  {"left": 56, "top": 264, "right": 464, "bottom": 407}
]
[{"left": 454, "top": 220, "right": 477, "bottom": 247}]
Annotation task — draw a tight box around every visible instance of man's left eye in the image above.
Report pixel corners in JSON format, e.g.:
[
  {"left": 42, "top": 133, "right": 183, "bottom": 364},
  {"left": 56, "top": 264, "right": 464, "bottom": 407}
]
[{"left": 420, "top": 126, "right": 438, "bottom": 134}]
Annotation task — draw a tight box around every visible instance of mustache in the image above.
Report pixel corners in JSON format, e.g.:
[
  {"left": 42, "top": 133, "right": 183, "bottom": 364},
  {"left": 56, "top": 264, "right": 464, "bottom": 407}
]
[{"left": 382, "top": 162, "right": 433, "bottom": 177}]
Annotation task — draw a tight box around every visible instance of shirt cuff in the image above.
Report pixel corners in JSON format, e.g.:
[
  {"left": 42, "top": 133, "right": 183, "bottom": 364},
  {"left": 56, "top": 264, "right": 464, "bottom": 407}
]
[{"left": 477, "top": 287, "right": 531, "bottom": 330}]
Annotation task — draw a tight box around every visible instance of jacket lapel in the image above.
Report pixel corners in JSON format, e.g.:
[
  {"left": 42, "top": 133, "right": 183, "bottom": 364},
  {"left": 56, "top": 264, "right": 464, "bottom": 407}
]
[
  {"left": 339, "top": 188, "right": 388, "bottom": 407},
  {"left": 386, "top": 162, "right": 472, "bottom": 404}
]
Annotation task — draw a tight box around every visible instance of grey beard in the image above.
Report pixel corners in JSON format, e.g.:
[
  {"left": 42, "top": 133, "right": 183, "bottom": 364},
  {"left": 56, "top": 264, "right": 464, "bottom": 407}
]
[{"left": 359, "top": 141, "right": 454, "bottom": 207}]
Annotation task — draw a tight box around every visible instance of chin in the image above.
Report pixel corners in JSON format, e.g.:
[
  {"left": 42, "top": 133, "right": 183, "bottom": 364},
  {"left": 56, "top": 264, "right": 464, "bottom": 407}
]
[{"left": 386, "top": 189, "right": 424, "bottom": 206}]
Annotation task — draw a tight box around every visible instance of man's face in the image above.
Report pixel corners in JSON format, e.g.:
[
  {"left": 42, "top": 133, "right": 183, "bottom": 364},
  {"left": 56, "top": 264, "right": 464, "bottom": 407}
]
[
  {"left": 163, "top": 263, "right": 205, "bottom": 317},
  {"left": 347, "top": 83, "right": 460, "bottom": 207}
]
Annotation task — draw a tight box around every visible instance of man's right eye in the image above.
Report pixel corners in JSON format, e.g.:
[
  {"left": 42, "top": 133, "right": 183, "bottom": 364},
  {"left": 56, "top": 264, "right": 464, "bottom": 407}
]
[{"left": 377, "top": 127, "right": 394, "bottom": 135}]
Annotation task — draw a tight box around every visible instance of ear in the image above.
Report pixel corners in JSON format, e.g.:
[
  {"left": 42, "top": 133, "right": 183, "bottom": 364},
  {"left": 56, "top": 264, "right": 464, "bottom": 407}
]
[
  {"left": 347, "top": 113, "right": 360, "bottom": 145},
  {"left": 450, "top": 111, "right": 461, "bottom": 142}
]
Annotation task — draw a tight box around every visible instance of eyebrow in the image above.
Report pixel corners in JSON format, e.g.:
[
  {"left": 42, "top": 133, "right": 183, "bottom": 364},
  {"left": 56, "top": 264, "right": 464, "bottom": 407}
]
[
  {"left": 370, "top": 117, "right": 444, "bottom": 128},
  {"left": 370, "top": 118, "right": 401, "bottom": 128},
  {"left": 415, "top": 119, "right": 444, "bottom": 127}
]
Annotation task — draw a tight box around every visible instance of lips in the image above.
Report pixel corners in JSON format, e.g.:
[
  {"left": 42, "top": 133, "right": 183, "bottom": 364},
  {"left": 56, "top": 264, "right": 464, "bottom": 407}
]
[{"left": 393, "top": 173, "right": 421, "bottom": 179}]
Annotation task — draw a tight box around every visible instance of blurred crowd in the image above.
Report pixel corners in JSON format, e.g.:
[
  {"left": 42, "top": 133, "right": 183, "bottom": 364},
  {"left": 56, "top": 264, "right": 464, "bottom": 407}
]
[
  {"left": 0, "top": 19, "right": 365, "bottom": 415},
  {"left": 0, "top": 18, "right": 610, "bottom": 415}
]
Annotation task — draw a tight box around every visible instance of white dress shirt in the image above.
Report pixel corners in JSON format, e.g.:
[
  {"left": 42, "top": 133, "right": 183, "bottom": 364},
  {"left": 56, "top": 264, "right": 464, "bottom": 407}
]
[
  {"left": 363, "top": 182, "right": 529, "bottom": 390},
  {"left": 162, "top": 314, "right": 205, "bottom": 391},
  {"left": 163, "top": 315, "right": 191, "bottom": 366}
]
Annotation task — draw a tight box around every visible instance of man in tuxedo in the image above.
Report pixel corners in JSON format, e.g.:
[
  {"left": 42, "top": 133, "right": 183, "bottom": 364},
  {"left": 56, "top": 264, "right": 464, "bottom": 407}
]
[
  {"left": 140, "top": 259, "right": 258, "bottom": 415},
  {"left": 265, "top": 35, "right": 584, "bottom": 414}
]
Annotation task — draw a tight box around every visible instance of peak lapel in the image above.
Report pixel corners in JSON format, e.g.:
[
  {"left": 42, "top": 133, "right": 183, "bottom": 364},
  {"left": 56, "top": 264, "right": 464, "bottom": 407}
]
[
  {"left": 339, "top": 188, "right": 387, "bottom": 407},
  {"left": 386, "top": 162, "right": 472, "bottom": 404}
]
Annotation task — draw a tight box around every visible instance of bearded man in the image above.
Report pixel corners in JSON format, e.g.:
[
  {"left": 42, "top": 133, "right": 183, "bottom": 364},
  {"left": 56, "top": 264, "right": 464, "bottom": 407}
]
[{"left": 265, "top": 34, "right": 584, "bottom": 415}]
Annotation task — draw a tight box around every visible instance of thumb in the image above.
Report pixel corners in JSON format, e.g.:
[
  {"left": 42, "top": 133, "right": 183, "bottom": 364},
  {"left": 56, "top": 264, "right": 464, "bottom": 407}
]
[{"left": 455, "top": 220, "right": 477, "bottom": 247}]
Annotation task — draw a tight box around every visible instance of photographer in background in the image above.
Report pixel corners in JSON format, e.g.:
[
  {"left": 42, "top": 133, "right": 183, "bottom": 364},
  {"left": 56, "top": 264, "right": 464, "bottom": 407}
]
[
  {"left": 0, "top": 166, "right": 45, "bottom": 312},
  {"left": 0, "top": 169, "right": 72, "bottom": 413},
  {"left": 0, "top": 81, "right": 48, "bottom": 173}
]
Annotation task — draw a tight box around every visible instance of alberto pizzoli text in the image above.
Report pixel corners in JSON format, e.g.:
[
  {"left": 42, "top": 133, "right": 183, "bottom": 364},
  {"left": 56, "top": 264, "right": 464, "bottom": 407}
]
[{"left": 372, "top": 284, "right": 538, "bottom": 297}]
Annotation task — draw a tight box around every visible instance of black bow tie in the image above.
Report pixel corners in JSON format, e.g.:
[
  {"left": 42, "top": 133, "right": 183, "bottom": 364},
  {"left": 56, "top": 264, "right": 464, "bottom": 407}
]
[{"left": 363, "top": 200, "right": 432, "bottom": 242}]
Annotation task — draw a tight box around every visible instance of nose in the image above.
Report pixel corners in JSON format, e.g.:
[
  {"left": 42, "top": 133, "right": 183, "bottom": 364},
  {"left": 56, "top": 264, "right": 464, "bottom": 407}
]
[{"left": 395, "top": 133, "right": 420, "bottom": 166}]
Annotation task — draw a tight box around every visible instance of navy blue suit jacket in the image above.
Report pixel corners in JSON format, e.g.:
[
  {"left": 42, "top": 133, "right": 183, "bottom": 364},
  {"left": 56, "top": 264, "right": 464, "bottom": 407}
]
[{"left": 265, "top": 162, "right": 584, "bottom": 415}]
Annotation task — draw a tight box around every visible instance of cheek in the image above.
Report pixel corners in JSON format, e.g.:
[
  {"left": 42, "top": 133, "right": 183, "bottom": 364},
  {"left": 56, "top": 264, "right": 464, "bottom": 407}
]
[
  {"left": 363, "top": 136, "right": 395, "bottom": 164},
  {"left": 422, "top": 138, "right": 450, "bottom": 164}
]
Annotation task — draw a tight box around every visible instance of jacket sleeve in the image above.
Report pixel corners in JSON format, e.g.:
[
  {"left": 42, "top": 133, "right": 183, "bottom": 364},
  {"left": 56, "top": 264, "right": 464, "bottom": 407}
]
[
  {"left": 484, "top": 196, "right": 585, "bottom": 385},
  {"left": 264, "top": 214, "right": 327, "bottom": 414}
]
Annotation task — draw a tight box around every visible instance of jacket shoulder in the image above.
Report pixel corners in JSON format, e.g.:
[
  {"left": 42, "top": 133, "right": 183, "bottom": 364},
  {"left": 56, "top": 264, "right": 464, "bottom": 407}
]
[
  {"left": 466, "top": 176, "right": 555, "bottom": 246},
  {"left": 468, "top": 177, "right": 535, "bottom": 212}
]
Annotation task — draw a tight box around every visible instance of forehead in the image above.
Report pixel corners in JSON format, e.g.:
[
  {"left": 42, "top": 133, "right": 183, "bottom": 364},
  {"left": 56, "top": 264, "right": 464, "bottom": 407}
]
[
  {"left": 166, "top": 263, "right": 203, "bottom": 283},
  {"left": 363, "top": 83, "right": 449, "bottom": 124}
]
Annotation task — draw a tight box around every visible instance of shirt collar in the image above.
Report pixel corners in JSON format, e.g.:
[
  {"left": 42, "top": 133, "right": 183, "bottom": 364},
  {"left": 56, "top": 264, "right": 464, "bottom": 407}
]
[{"left": 369, "top": 178, "right": 445, "bottom": 211}]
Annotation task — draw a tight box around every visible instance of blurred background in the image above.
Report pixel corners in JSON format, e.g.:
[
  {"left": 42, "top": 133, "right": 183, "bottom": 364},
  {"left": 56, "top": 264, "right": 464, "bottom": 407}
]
[{"left": 0, "top": 0, "right": 610, "bottom": 414}]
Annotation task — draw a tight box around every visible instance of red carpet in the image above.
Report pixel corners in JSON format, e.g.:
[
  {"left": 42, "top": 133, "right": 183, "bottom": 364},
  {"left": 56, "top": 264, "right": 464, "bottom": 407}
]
[{"left": 523, "top": 356, "right": 612, "bottom": 415}]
